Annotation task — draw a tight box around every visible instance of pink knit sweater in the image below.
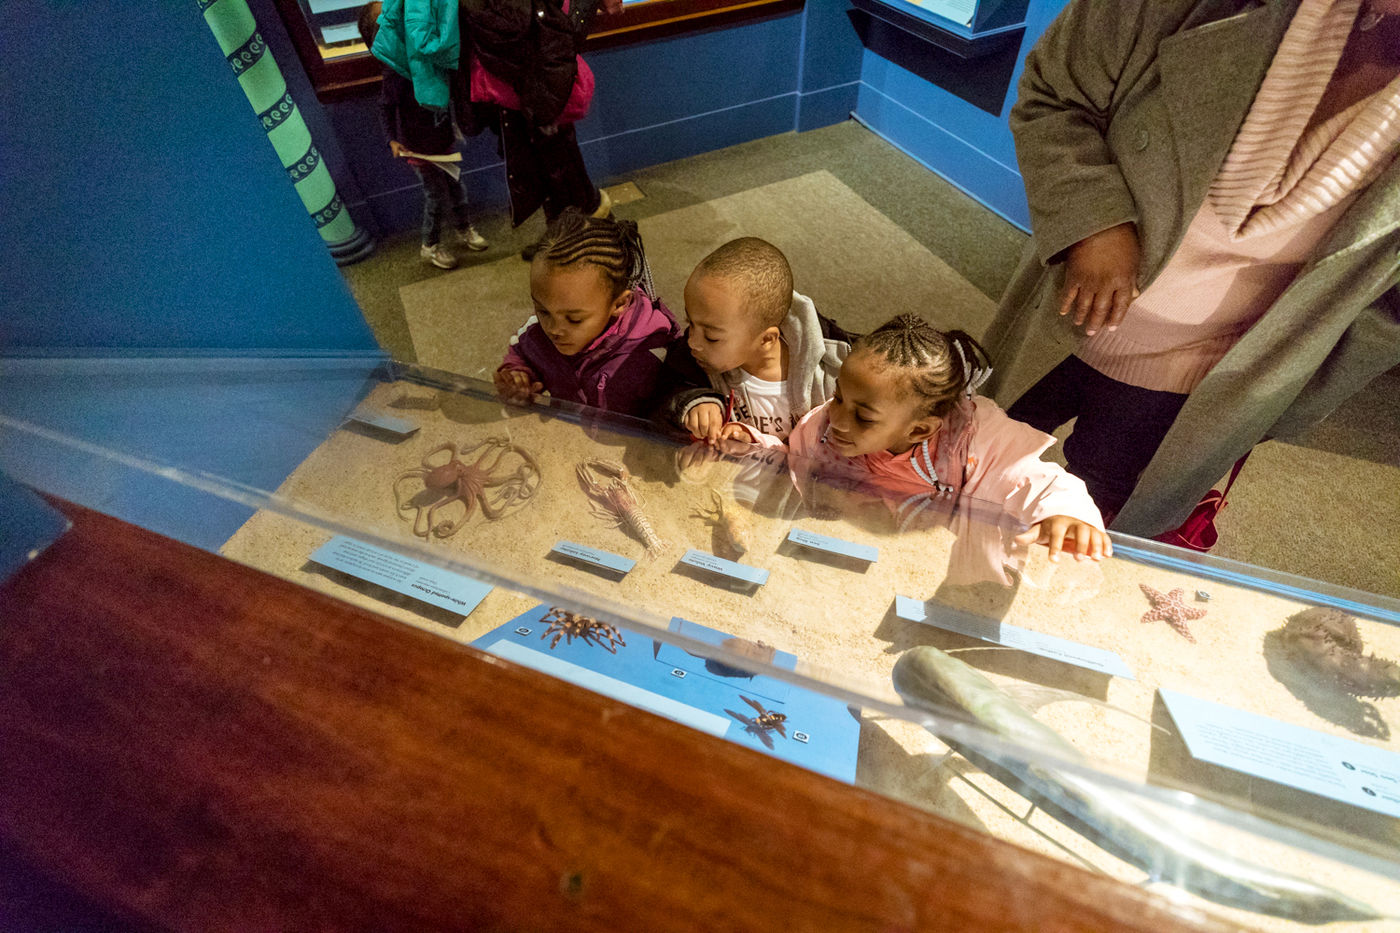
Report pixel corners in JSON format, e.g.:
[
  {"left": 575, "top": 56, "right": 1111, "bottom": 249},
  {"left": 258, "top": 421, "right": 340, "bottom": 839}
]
[{"left": 1077, "top": 0, "right": 1400, "bottom": 393}]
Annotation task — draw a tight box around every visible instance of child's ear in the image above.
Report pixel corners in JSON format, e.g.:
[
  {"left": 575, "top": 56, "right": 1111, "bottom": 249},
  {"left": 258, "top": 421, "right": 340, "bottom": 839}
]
[
  {"left": 610, "top": 287, "right": 633, "bottom": 318},
  {"left": 759, "top": 325, "right": 782, "bottom": 347},
  {"left": 906, "top": 416, "right": 941, "bottom": 446}
]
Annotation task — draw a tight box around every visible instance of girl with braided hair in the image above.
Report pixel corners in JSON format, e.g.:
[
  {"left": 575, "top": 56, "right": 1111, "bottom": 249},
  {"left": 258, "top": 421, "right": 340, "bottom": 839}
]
[
  {"left": 726, "top": 314, "right": 1111, "bottom": 561},
  {"left": 494, "top": 209, "right": 679, "bottom": 416}
]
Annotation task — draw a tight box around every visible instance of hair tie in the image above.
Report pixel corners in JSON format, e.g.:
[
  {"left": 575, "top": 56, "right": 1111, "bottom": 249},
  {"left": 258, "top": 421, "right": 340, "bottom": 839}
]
[{"left": 952, "top": 341, "right": 992, "bottom": 397}]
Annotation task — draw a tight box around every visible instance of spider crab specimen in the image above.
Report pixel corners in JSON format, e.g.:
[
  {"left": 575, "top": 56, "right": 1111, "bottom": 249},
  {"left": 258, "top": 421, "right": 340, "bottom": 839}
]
[
  {"left": 576, "top": 458, "right": 665, "bottom": 557},
  {"left": 539, "top": 607, "right": 627, "bottom": 654},
  {"left": 394, "top": 437, "right": 541, "bottom": 539},
  {"left": 725, "top": 695, "right": 788, "bottom": 750}
]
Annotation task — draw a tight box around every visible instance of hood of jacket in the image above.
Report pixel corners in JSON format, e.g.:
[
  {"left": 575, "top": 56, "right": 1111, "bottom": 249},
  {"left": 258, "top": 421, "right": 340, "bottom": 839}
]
[
  {"left": 716, "top": 291, "right": 851, "bottom": 413},
  {"left": 371, "top": 0, "right": 460, "bottom": 111}
]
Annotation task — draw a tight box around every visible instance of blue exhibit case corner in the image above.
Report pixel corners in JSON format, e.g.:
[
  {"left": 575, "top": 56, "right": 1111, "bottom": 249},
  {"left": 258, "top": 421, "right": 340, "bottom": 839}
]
[
  {"left": 472, "top": 606, "right": 861, "bottom": 783},
  {"left": 0, "top": 472, "right": 71, "bottom": 584}
]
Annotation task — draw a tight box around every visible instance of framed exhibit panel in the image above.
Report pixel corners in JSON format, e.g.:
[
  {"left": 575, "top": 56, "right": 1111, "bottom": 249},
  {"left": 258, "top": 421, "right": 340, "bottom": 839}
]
[{"left": 3, "top": 357, "right": 1400, "bottom": 930}]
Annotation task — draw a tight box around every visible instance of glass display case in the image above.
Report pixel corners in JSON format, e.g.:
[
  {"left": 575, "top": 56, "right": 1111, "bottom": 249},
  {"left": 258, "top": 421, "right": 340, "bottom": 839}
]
[{"left": 3, "top": 354, "right": 1400, "bottom": 931}]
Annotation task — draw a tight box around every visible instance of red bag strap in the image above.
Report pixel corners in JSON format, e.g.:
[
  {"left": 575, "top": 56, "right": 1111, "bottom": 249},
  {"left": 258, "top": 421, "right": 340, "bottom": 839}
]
[{"left": 1219, "top": 450, "right": 1251, "bottom": 498}]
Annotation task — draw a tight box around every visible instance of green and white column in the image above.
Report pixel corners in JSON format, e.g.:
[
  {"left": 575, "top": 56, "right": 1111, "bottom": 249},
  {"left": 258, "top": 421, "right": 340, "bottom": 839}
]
[{"left": 199, "top": 0, "right": 374, "bottom": 264}]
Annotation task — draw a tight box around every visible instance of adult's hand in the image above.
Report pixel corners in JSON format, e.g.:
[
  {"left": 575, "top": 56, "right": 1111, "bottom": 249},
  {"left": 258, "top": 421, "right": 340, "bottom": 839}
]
[{"left": 1060, "top": 222, "right": 1141, "bottom": 336}]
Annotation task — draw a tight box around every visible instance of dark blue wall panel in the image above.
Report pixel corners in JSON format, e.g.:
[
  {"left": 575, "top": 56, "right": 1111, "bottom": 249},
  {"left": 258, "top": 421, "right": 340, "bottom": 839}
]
[
  {"left": 324, "top": 11, "right": 810, "bottom": 237},
  {"left": 797, "top": 0, "right": 863, "bottom": 130},
  {"left": 852, "top": 0, "right": 1070, "bottom": 229},
  {"left": 0, "top": 1, "right": 381, "bottom": 355}
]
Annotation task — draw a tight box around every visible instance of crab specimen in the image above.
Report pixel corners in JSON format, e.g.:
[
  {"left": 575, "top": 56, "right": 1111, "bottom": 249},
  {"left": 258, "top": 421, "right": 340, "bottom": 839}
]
[
  {"left": 577, "top": 457, "right": 665, "bottom": 557},
  {"left": 1277, "top": 607, "right": 1400, "bottom": 699},
  {"left": 539, "top": 607, "right": 627, "bottom": 654},
  {"left": 725, "top": 695, "right": 788, "bottom": 749},
  {"left": 394, "top": 437, "right": 541, "bottom": 539}
]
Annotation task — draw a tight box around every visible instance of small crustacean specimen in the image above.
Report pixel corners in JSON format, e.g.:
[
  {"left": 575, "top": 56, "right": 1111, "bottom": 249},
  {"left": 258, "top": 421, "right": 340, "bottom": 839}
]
[
  {"left": 538, "top": 607, "right": 627, "bottom": 654},
  {"left": 691, "top": 489, "right": 752, "bottom": 560},
  {"left": 576, "top": 458, "right": 665, "bottom": 557},
  {"left": 394, "top": 437, "right": 541, "bottom": 539},
  {"left": 726, "top": 695, "right": 788, "bottom": 749},
  {"left": 1278, "top": 607, "right": 1400, "bottom": 699},
  {"left": 1138, "top": 584, "right": 1206, "bottom": 643}
]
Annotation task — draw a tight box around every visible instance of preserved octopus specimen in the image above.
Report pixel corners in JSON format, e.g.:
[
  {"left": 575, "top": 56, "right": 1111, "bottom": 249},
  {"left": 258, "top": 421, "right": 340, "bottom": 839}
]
[
  {"left": 1277, "top": 607, "right": 1400, "bottom": 698},
  {"left": 394, "top": 437, "right": 541, "bottom": 539},
  {"left": 539, "top": 607, "right": 627, "bottom": 654},
  {"left": 576, "top": 458, "right": 665, "bottom": 557},
  {"left": 692, "top": 489, "right": 752, "bottom": 560},
  {"left": 726, "top": 695, "right": 788, "bottom": 749}
]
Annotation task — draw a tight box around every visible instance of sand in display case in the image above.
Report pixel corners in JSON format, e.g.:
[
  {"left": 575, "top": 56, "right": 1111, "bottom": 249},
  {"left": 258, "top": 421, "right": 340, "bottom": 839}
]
[{"left": 7, "top": 359, "right": 1399, "bottom": 930}]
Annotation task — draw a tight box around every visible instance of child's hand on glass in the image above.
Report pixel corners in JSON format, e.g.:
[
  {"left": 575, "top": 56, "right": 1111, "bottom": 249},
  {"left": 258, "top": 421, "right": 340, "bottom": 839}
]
[
  {"left": 1014, "top": 516, "right": 1112, "bottom": 562},
  {"left": 494, "top": 368, "right": 542, "bottom": 405},
  {"left": 389, "top": 140, "right": 407, "bottom": 158},
  {"left": 683, "top": 401, "right": 726, "bottom": 445},
  {"left": 716, "top": 422, "right": 756, "bottom": 455}
]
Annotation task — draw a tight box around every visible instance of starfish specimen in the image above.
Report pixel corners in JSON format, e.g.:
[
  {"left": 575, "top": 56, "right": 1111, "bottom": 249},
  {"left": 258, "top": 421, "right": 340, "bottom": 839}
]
[{"left": 1139, "top": 584, "right": 1206, "bottom": 643}]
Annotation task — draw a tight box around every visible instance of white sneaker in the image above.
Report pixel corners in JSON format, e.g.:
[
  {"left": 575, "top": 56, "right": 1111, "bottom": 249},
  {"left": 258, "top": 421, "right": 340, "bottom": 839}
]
[
  {"left": 455, "top": 225, "right": 489, "bottom": 251},
  {"left": 420, "top": 243, "right": 457, "bottom": 269}
]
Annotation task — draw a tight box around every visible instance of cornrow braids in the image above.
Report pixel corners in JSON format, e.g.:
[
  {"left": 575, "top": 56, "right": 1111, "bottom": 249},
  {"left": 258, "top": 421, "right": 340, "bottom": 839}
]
[
  {"left": 853, "top": 314, "right": 992, "bottom": 418},
  {"left": 536, "top": 208, "right": 656, "bottom": 300}
]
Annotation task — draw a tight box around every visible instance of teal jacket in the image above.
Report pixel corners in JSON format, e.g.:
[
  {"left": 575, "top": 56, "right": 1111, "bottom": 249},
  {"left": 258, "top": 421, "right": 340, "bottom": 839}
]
[{"left": 371, "top": 0, "right": 459, "bottom": 113}]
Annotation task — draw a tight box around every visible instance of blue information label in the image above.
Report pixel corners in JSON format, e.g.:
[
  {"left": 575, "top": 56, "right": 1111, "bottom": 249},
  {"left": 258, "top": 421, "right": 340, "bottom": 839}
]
[
  {"left": 895, "top": 595, "right": 1134, "bottom": 680},
  {"left": 346, "top": 407, "right": 418, "bottom": 436},
  {"left": 787, "top": 527, "right": 878, "bottom": 563},
  {"left": 680, "top": 548, "right": 770, "bottom": 586},
  {"left": 311, "top": 535, "right": 491, "bottom": 616},
  {"left": 551, "top": 540, "right": 636, "bottom": 575},
  {"left": 1162, "top": 689, "right": 1400, "bottom": 818}
]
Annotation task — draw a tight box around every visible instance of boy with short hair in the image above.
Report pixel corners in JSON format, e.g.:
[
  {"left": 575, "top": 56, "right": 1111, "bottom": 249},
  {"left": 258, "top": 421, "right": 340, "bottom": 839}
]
[{"left": 660, "top": 237, "right": 856, "bottom": 442}]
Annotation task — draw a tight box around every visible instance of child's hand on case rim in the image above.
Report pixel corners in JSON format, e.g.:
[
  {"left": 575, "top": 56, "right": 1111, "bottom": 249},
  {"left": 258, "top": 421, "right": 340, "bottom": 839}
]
[
  {"left": 493, "top": 368, "right": 542, "bottom": 405},
  {"left": 1014, "top": 516, "right": 1112, "bottom": 562},
  {"left": 683, "top": 401, "right": 725, "bottom": 445}
]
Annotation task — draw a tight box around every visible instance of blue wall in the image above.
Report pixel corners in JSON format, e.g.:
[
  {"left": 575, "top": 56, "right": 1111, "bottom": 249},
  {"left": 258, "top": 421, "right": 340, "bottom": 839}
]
[
  {"left": 853, "top": 0, "right": 1069, "bottom": 229},
  {"left": 0, "top": 1, "right": 381, "bottom": 355},
  {"left": 311, "top": 0, "right": 864, "bottom": 237}
]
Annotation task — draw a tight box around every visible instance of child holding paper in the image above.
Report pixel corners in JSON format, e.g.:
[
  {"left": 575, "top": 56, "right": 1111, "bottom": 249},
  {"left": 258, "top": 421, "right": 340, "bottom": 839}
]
[{"left": 359, "top": 2, "right": 487, "bottom": 269}]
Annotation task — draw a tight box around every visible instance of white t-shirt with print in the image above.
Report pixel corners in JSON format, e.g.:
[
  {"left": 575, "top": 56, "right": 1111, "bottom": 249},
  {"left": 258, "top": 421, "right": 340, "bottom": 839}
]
[{"left": 731, "top": 370, "right": 798, "bottom": 441}]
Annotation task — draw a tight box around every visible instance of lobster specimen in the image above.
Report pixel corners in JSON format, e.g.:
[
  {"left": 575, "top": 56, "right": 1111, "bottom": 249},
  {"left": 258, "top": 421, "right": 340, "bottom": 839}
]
[
  {"left": 576, "top": 458, "right": 665, "bottom": 557},
  {"left": 394, "top": 437, "right": 541, "bottom": 539},
  {"left": 892, "top": 645, "right": 1384, "bottom": 924},
  {"left": 539, "top": 607, "right": 627, "bottom": 654}
]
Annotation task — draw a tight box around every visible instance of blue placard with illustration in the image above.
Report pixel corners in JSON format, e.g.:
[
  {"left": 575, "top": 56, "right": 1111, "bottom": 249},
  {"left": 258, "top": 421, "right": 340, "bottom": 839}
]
[{"left": 471, "top": 606, "right": 860, "bottom": 782}]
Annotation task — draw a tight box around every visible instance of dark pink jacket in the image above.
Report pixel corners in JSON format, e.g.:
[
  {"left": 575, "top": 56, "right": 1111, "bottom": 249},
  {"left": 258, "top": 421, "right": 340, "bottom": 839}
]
[{"left": 498, "top": 291, "right": 681, "bottom": 417}]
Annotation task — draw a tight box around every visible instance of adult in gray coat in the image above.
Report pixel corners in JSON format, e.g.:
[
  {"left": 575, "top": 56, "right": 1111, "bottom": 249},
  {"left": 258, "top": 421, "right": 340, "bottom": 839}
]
[{"left": 985, "top": 0, "right": 1400, "bottom": 537}]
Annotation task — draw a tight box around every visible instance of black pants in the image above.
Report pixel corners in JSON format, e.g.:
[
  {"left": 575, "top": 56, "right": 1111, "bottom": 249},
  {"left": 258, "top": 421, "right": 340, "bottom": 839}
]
[
  {"left": 499, "top": 111, "right": 600, "bottom": 227},
  {"left": 1006, "top": 355, "right": 1188, "bottom": 520}
]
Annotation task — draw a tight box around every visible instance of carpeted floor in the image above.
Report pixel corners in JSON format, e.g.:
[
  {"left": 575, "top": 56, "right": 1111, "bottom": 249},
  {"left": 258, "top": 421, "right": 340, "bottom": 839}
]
[{"left": 339, "top": 119, "right": 1400, "bottom": 601}]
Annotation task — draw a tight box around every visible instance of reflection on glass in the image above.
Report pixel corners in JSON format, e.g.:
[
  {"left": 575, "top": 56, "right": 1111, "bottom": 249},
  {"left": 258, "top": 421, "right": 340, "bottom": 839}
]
[{"left": 3, "top": 357, "right": 1400, "bottom": 929}]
